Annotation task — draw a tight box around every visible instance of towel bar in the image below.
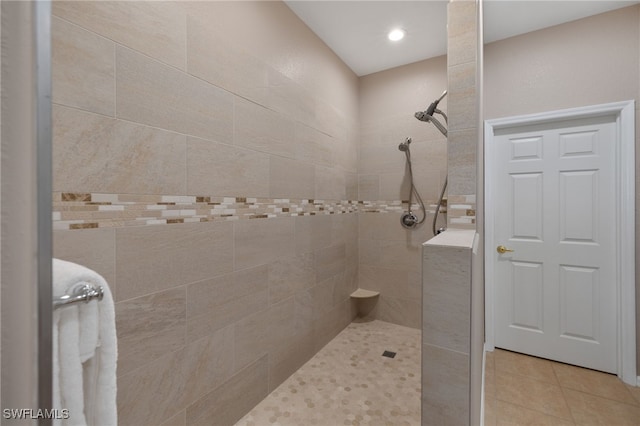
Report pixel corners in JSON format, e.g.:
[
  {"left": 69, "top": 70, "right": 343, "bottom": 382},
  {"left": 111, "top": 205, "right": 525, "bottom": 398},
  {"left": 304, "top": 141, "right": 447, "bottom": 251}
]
[{"left": 53, "top": 283, "right": 104, "bottom": 310}]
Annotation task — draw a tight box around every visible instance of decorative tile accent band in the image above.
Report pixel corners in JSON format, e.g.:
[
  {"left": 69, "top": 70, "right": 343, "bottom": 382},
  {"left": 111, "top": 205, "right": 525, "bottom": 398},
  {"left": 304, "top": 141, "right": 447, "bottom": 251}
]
[
  {"left": 446, "top": 194, "right": 476, "bottom": 227},
  {"left": 53, "top": 192, "right": 447, "bottom": 230}
]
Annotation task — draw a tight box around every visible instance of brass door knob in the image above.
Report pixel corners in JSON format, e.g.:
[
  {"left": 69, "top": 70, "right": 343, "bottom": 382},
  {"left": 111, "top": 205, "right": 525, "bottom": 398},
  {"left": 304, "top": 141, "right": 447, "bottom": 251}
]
[{"left": 497, "top": 245, "right": 514, "bottom": 254}]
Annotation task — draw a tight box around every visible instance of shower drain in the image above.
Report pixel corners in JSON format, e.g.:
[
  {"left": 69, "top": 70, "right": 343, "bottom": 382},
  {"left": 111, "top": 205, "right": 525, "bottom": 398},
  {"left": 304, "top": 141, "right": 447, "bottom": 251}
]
[{"left": 382, "top": 350, "right": 396, "bottom": 358}]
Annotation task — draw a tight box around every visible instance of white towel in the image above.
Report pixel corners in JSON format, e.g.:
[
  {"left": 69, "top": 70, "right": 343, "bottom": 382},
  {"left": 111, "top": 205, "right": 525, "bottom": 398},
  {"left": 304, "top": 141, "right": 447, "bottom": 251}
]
[{"left": 52, "top": 259, "right": 117, "bottom": 426}]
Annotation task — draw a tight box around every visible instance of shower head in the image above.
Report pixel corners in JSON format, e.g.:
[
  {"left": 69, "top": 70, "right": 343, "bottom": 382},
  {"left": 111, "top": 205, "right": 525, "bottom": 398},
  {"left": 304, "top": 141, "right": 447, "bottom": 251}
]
[
  {"left": 398, "top": 137, "right": 411, "bottom": 152},
  {"left": 427, "top": 90, "right": 447, "bottom": 116},
  {"left": 415, "top": 90, "right": 448, "bottom": 137},
  {"left": 414, "top": 110, "right": 431, "bottom": 123},
  {"left": 416, "top": 90, "right": 448, "bottom": 120}
]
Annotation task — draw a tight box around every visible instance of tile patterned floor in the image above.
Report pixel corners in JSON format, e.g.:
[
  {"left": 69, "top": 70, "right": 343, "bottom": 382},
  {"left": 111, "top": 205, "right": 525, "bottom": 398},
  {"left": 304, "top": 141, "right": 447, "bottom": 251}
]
[
  {"left": 484, "top": 348, "right": 640, "bottom": 426},
  {"left": 236, "top": 319, "right": 421, "bottom": 426}
]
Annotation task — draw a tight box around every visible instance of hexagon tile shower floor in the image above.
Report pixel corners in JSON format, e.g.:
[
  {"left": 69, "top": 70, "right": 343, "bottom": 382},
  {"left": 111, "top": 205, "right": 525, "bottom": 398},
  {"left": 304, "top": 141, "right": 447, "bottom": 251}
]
[{"left": 236, "top": 320, "right": 421, "bottom": 425}]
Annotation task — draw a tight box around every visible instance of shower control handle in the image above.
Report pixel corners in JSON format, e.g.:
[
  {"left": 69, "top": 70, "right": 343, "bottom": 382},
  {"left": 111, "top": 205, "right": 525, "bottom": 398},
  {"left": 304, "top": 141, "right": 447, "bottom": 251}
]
[{"left": 496, "top": 245, "right": 514, "bottom": 254}]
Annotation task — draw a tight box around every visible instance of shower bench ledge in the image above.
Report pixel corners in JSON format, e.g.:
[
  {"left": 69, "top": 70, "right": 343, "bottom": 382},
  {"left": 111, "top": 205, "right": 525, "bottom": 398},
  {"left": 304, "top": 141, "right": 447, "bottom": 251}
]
[{"left": 350, "top": 288, "right": 380, "bottom": 298}]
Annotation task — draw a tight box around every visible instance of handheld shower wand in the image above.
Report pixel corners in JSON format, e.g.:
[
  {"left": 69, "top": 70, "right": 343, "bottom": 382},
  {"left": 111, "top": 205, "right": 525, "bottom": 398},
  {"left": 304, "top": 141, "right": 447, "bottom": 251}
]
[
  {"left": 413, "top": 90, "right": 449, "bottom": 235},
  {"left": 398, "top": 137, "right": 426, "bottom": 229}
]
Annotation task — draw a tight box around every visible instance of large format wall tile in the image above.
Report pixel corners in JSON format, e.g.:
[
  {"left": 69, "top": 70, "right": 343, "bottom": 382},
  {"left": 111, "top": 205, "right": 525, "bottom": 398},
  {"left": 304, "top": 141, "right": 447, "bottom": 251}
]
[
  {"left": 315, "top": 100, "right": 347, "bottom": 141},
  {"left": 358, "top": 175, "right": 380, "bottom": 201},
  {"left": 267, "top": 252, "right": 316, "bottom": 305},
  {"left": 117, "top": 326, "right": 234, "bottom": 426},
  {"left": 233, "top": 297, "right": 296, "bottom": 373},
  {"left": 423, "top": 245, "right": 471, "bottom": 354},
  {"left": 447, "top": 0, "right": 477, "bottom": 67},
  {"left": 115, "top": 221, "right": 234, "bottom": 301},
  {"left": 234, "top": 98, "right": 296, "bottom": 157},
  {"left": 313, "top": 300, "right": 354, "bottom": 352},
  {"left": 186, "top": 136, "right": 270, "bottom": 198},
  {"left": 116, "top": 46, "right": 234, "bottom": 143},
  {"left": 116, "top": 287, "right": 186, "bottom": 376},
  {"left": 182, "top": 327, "right": 237, "bottom": 407},
  {"left": 233, "top": 217, "right": 295, "bottom": 270},
  {"left": 266, "top": 68, "right": 316, "bottom": 129},
  {"left": 186, "top": 16, "right": 269, "bottom": 106},
  {"left": 358, "top": 264, "right": 410, "bottom": 299},
  {"left": 294, "top": 123, "right": 334, "bottom": 167},
  {"left": 422, "top": 344, "right": 470, "bottom": 426},
  {"left": 270, "top": 156, "right": 315, "bottom": 199},
  {"left": 52, "top": 16, "right": 115, "bottom": 116},
  {"left": 359, "top": 140, "right": 406, "bottom": 175},
  {"left": 360, "top": 239, "right": 422, "bottom": 273},
  {"left": 294, "top": 215, "right": 333, "bottom": 254},
  {"left": 448, "top": 128, "right": 478, "bottom": 197},
  {"left": 345, "top": 172, "right": 358, "bottom": 200},
  {"left": 117, "top": 348, "right": 188, "bottom": 426},
  {"left": 310, "top": 277, "right": 336, "bottom": 321},
  {"left": 315, "top": 165, "right": 346, "bottom": 200},
  {"left": 315, "top": 243, "right": 346, "bottom": 283},
  {"left": 160, "top": 410, "right": 186, "bottom": 426},
  {"left": 378, "top": 171, "right": 410, "bottom": 202},
  {"left": 53, "top": 1, "right": 186, "bottom": 70},
  {"left": 267, "top": 325, "right": 315, "bottom": 391},
  {"left": 186, "top": 265, "right": 268, "bottom": 342},
  {"left": 186, "top": 355, "right": 269, "bottom": 426},
  {"left": 370, "top": 295, "right": 421, "bottom": 329},
  {"left": 331, "top": 213, "right": 358, "bottom": 250},
  {"left": 447, "top": 85, "right": 477, "bottom": 134},
  {"left": 53, "top": 105, "right": 187, "bottom": 194}
]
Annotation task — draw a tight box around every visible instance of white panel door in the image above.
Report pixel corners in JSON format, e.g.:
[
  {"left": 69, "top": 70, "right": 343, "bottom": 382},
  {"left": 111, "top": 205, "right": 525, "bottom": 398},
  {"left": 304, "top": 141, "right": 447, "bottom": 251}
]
[{"left": 493, "top": 115, "right": 617, "bottom": 373}]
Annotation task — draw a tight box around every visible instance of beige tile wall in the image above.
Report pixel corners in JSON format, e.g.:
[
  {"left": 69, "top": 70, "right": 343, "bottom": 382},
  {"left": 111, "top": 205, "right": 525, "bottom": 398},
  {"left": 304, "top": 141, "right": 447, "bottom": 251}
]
[
  {"left": 419, "top": 1, "right": 481, "bottom": 425},
  {"left": 446, "top": 0, "right": 479, "bottom": 228},
  {"left": 51, "top": 2, "right": 358, "bottom": 424},
  {"left": 421, "top": 230, "right": 475, "bottom": 426},
  {"left": 357, "top": 56, "right": 448, "bottom": 328}
]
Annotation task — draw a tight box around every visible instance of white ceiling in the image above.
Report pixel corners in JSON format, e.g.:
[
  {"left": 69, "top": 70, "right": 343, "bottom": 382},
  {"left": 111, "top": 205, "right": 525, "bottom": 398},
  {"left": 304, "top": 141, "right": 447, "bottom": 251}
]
[{"left": 284, "top": 0, "right": 639, "bottom": 76}]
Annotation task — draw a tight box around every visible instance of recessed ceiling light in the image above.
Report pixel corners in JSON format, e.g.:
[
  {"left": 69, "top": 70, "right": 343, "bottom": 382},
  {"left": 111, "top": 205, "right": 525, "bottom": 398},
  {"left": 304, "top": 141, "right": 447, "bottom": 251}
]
[{"left": 388, "top": 28, "right": 406, "bottom": 42}]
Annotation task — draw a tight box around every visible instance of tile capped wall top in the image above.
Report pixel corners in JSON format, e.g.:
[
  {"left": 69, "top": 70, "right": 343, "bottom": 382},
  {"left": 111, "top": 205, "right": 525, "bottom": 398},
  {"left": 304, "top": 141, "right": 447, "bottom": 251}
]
[{"left": 423, "top": 228, "right": 476, "bottom": 248}]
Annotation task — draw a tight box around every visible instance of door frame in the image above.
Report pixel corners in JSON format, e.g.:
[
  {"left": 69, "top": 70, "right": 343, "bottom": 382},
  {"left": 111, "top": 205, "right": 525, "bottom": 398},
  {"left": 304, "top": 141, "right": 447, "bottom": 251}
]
[{"left": 484, "top": 101, "right": 636, "bottom": 385}]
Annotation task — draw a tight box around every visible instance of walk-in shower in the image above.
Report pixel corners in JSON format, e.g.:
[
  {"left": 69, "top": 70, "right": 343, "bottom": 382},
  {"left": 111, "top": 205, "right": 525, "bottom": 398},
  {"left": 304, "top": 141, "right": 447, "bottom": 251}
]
[
  {"left": 398, "top": 137, "right": 426, "bottom": 229},
  {"left": 399, "top": 90, "right": 448, "bottom": 234}
]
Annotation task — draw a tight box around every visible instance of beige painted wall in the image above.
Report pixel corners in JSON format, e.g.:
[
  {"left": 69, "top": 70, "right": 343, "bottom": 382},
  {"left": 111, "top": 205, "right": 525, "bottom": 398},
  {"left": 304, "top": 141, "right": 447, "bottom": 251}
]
[
  {"left": 51, "top": 1, "right": 359, "bottom": 424},
  {"left": 484, "top": 5, "right": 640, "bottom": 370},
  {"left": 357, "top": 56, "right": 448, "bottom": 328}
]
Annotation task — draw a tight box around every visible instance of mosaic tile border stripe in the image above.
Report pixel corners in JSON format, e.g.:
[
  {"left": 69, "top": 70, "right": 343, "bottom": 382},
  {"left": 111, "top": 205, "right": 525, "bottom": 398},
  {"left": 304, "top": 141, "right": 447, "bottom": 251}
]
[
  {"left": 53, "top": 192, "right": 453, "bottom": 230},
  {"left": 447, "top": 194, "right": 476, "bottom": 227}
]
